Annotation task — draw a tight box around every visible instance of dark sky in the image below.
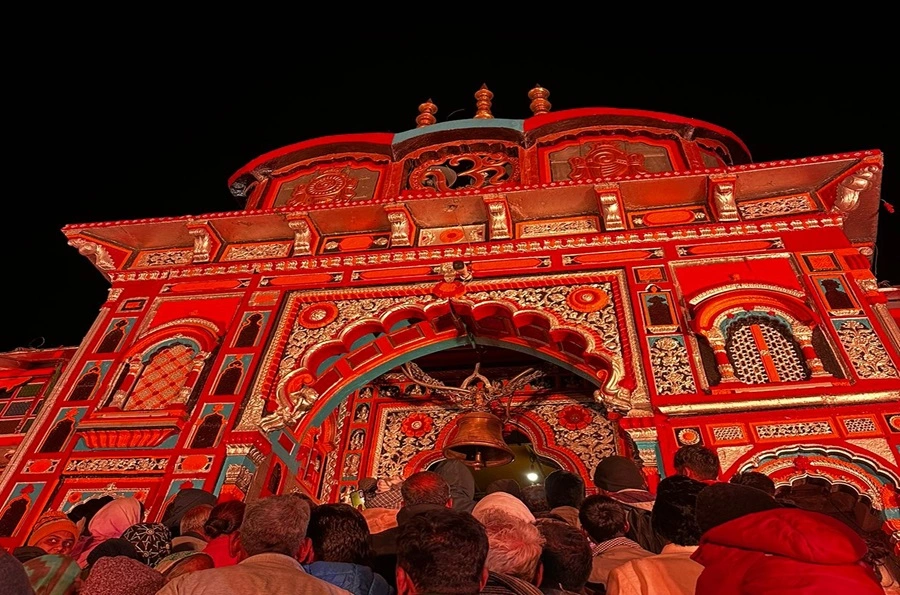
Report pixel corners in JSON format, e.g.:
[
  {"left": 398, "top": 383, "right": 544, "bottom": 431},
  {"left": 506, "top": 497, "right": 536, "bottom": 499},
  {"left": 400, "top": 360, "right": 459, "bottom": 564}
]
[{"left": 3, "top": 48, "right": 897, "bottom": 353}]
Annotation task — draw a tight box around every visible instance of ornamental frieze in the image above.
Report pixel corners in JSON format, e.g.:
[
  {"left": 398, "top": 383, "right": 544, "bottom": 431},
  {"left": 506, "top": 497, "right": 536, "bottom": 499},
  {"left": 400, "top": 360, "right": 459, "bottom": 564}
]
[
  {"left": 834, "top": 319, "right": 900, "bottom": 379},
  {"left": 65, "top": 457, "right": 168, "bottom": 473}
]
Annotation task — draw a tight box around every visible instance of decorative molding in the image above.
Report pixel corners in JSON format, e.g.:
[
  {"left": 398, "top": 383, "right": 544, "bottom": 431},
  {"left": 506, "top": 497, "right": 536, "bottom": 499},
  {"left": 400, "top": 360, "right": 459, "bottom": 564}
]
[{"left": 657, "top": 390, "right": 900, "bottom": 416}]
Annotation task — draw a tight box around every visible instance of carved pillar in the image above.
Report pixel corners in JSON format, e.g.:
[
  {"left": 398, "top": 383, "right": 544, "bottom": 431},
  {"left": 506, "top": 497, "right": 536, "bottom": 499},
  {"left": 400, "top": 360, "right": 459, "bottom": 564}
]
[
  {"left": 791, "top": 324, "right": 831, "bottom": 378},
  {"left": 594, "top": 184, "right": 625, "bottom": 231},
  {"left": 705, "top": 328, "right": 738, "bottom": 383},
  {"left": 483, "top": 196, "right": 511, "bottom": 240},
  {"left": 710, "top": 176, "right": 739, "bottom": 222},
  {"left": 178, "top": 351, "right": 211, "bottom": 403},
  {"left": 108, "top": 355, "right": 144, "bottom": 408}
]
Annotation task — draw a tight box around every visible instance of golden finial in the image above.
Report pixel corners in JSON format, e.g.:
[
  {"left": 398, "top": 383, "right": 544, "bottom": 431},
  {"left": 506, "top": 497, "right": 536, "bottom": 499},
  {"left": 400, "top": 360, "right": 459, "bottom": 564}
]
[
  {"left": 528, "top": 84, "right": 551, "bottom": 115},
  {"left": 416, "top": 99, "right": 438, "bottom": 128},
  {"left": 474, "top": 84, "right": 494, "bottom": 119}
]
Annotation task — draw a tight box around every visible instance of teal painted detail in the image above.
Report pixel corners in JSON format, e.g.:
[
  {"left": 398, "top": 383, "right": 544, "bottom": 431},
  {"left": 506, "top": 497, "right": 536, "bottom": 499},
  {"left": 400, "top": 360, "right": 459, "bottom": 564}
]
[
  {"left": 393, "top": 118, "right": 524, "bottom": 143},
  {"left": 635, "top": 440, "right": 664, "bottom": 479},
  {"left": 349, "top": 332, "right": 382, "bottom": 352},
  {"left": 315, "top": 355, "right": 343, "bottom": 376},
  {"left": 213, "top": 455, "right": 259, "bottom": 495},
  {"left": 303, "top": 336, "right": 601, "bottom": 431},
  {"left": 389, "top": 319, "right": 414, "bottom": 332}
]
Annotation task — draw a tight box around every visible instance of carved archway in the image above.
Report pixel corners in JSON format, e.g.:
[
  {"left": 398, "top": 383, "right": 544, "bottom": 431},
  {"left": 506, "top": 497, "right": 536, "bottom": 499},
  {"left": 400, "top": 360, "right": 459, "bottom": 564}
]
[{"left": 730, "top": 443, "right": 900, "bottom": 546}]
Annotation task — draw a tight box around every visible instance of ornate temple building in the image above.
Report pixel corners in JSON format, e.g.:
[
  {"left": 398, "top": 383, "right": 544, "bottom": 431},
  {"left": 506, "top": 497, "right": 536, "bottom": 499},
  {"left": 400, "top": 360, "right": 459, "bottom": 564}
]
[{"left": 1, "top": 86, "right": 898, "bottom": 555}]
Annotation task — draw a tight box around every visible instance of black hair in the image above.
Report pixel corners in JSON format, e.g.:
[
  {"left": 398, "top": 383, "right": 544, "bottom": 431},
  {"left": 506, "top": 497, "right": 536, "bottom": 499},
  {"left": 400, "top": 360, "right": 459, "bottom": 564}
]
[
  {"left": 728, "top": 471, "right": 775, "bottom": 496},
  {"left": 651, "top": 475, "right": 705, "bottom": 546},
  {"left": 544, "top": 470, "right": 585, "bottom": 509},
  {"left": 307, "top": 503, "right": 373, "bottom": 566},
  {"left": 401, "top": 471, "right": 450, "bottom": 506},
  {"left": 579, "top": 494, "right": 627, "bottom": 543},
  {"left": 673, "top": 445, "right": 720, "bottom": 481},
  {"left": 534, "top": 519, "right": 592, "bottom": 592},
  {"left": 397, "top": 508, "right": 488, "bottom": 595}
]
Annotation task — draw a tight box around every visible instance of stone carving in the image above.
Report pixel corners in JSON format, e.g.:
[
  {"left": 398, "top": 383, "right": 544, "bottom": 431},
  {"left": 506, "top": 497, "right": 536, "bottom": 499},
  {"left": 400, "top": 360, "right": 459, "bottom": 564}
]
[
  {"left": 288, "top": 219, "right": 313, "bottom": 256},
  {"left": 225, "top": 243, "right": 291, "bottom": 261},
  {"left": 388, "top": 211, "right": 411, "bottom": 247},
  {"left": 738, "top": 195, "right": 814, "bottom": 219},
  {"left": 597, "top": 189, "right": 625, "bottom": 231},
  {"left": 68, "top": 239, "right": 116, "bottom": 271},
  {"left": 288, "top": 169, "right": 358, "bottom": 206},
  {"left": 259, "top": 385, "right": 320, "bottom": 432},
  {"left": 755, "top": 421, "right": 834, "bottom": 440},
  {"left": 711, "top": 180, "right": 739, "bottom": 222},
  {"left": 373, "top": 406, "right": 456, "bottom": 479},
  {"left": 188, "top": 228, "right": 212, "bottom": 263},
  {"left": 65, "top": 457, "right": 168, "bottom": 473},
  {"left": 648, "top": 336, "right": 697, "bottom": 395},
  {"left": 835, "top": 319, "right": 899, "bottom": 379},
  {"left": 833, "top": 166, "right": 879, "bottom": 213},
  {"left": 487, "top": 201, "right": 511, "bottom": 240},
  {"left": 224, "top": 464, "right": 253, "bottom": 493},
  {"left": 528, "top": 401, "right": 617, "bottom": 476},
  {"left": 520, "top": 218, "right": 598, "bottom": 238}
]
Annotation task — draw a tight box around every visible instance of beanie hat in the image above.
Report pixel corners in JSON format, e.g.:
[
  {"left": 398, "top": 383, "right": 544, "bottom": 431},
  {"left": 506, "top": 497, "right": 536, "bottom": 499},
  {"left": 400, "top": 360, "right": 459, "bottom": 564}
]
[
  {"left": 592, "top": 456, "right": 647, "bottom": 492},
  {"left": 695, "top": 482, "right": 781, "bottom": 534},
  {"left": 27, "top": 510, "right": 79, "bottom": 546}
]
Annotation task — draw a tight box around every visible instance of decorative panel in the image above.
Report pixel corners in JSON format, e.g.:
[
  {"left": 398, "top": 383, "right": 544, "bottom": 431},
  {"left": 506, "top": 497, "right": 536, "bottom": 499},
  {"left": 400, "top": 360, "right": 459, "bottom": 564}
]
[
  {"left": 737, "top": 193, "right": 817, "bottom": 219},
  {"left": 832, "top": 319, "right": 899, "bottom": 379}
]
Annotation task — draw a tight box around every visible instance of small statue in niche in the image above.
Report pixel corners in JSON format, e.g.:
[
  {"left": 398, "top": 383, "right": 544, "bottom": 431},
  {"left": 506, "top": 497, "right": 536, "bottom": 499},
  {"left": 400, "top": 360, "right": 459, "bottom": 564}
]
[
  {"left": 343, "top": 453, "right": 360, "bottom": 479},
  {"left": 820, "top": 279, "right": 855, "bottom": 310},
  {"left": 349, "top": 429, "right": 365, "bottom": 451},
  {"left": 359, "top": 387, "right": 373, "bottom": 399},
  {"left": 354, "top": 404, "right": 369, "bottom": 423},
  {"left": 646, "top": 295, "right": 675, "bottom": 327}
]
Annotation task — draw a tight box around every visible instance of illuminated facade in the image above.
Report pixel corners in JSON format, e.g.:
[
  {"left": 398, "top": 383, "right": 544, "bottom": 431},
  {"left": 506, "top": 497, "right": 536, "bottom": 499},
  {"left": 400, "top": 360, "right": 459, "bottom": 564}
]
[{"left": 1, "top": 86, "right": 898, "bottom": 553}]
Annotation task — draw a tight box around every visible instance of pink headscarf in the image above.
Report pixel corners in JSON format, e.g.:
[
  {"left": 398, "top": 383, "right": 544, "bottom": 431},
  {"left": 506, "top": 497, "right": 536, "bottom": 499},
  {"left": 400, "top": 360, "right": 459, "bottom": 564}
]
[{"left": 76, "top": 497, "right": 142, "bottom": 567}]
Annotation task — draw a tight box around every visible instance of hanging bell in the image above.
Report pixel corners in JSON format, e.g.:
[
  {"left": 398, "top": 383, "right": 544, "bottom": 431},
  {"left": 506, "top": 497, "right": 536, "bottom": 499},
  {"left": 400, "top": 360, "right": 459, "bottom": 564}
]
[{"left": 442, "top": 411, "right": 514, "bottom": 470}]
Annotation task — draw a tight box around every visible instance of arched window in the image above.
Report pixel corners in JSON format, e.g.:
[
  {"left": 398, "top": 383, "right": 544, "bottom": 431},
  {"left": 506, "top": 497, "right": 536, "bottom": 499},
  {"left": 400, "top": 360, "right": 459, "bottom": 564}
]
[
  {"left": 724, "top": 314, "right": 810, "bottom": 384},
  {"left": 125, "top": 341, "right": 198, "bottom": 410}
]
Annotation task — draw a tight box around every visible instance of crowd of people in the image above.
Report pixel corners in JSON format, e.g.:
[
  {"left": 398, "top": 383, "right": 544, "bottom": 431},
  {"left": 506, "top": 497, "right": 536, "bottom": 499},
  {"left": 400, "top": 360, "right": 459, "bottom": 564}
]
[{"left": 1, "top": 445, "right": 897, "bottom": 594}]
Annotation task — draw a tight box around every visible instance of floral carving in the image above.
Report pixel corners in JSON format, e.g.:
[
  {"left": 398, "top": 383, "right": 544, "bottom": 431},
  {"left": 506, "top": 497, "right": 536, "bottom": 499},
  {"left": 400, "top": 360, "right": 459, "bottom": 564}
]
[
  {"left": 528, "top": 401, "right": 616, "bottom": 475},
  {"left": 373, "top": 406, "right": 456, "bottom": 479},
  {"left": 835, "top": 319, "right": 899, "bottom": 379},
  {"left": 648, "top": 336, "right": 696, "bottom": 395},
  {"left": 289, "top": 169, "right": 358, "bottom": 206},
  {"left": 401, "top": 412, "right": 434, "bottom": 437},
  {"left": 738, "top": 195, "right": 814, "bottom": 219},
  {"left": 557, "top": 405, "right": 592, "bottom": 430}
]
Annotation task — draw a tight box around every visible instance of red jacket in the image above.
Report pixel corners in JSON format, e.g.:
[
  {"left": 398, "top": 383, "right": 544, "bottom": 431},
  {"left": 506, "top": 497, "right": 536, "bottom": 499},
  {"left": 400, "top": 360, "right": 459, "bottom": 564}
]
[{"left": 691, "top": 508, "right": 882, "bottom": 594}]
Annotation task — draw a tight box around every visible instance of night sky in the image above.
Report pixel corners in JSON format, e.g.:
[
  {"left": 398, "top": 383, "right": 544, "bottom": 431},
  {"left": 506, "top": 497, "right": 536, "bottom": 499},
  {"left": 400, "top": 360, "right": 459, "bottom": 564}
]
[{"left": 4, "top": 49, "right": 897, "bottom": 353}]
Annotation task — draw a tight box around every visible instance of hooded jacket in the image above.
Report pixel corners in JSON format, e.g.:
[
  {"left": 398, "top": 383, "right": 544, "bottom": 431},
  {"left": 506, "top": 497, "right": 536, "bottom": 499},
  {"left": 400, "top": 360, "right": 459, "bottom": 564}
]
[{"left": 691, "top": 508, "right": 883, "bottom": 594}]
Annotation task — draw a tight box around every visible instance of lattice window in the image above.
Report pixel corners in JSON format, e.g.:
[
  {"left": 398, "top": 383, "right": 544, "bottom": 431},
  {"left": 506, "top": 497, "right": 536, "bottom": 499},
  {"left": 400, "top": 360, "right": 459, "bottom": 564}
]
[
  {"left": 125, "top": 342, "right": 196, "bottom": 410},
  {"left": 725, "top": 314, "right": 810, "bottom": 384}
]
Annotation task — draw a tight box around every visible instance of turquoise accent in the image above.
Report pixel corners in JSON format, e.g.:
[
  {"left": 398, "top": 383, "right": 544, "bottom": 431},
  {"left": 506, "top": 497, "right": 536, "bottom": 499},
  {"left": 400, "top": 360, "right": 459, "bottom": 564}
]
[{"left": 393, "top": 118, "right": 524, "bottom": 143}]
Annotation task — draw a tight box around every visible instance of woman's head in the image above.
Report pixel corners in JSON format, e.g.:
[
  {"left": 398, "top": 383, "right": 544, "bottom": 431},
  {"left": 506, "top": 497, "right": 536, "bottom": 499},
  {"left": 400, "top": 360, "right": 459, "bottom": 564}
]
[
  {"left": 203, "top": 499, "right": 245, "bottom": 539},
  {"left": 27, "top": 511, "right": 79, "bottom": 556}
]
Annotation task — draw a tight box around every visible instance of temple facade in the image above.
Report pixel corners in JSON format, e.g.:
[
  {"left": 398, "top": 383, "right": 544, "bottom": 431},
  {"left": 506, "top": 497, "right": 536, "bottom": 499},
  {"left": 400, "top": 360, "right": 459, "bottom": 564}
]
[{"left": 1, "top": 86, "right": 898, "bottom": 554}]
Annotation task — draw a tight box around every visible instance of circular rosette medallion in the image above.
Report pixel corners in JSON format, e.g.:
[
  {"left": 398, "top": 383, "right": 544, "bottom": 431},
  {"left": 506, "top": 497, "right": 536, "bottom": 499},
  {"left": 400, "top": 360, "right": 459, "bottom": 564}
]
[
  {"left": 676, "top": 428, "right": 700, "bottom": 445},
  {"left": 401, "top": 412, "right": 434, "bottom": 438},
  {"left": 566, "top": 287, "right": 610, "bottom": 312},
  {"left": 557, "top": 405, "right": 593, "bottom": 431},
  {"left": 432, "top": 280, "right": 466, "bottom": 299},
  {"left": 299, "top": 303, "right": 338, "bottom": 329}
]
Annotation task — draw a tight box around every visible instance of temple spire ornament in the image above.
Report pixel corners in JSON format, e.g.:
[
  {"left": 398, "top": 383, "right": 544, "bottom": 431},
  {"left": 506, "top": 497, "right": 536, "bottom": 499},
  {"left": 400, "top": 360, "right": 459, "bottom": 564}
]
[
  {"left": 416, "top": 99, "right": 437, "bottom": 128},
  {"left": 528, "top": 84, "right": 551, "bottom": 115},
  {"left": 474, "top": 84, "right": 494, "bottom": 119}
]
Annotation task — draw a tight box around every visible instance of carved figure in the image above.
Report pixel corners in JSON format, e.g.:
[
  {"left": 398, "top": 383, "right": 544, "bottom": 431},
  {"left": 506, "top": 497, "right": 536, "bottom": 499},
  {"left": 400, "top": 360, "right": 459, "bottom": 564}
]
[
  {"left": 69, "top": 365, "right": 101, "bottom": 401},
  {"left": 354, "top": 403, "right": 369, "bottom": 423},
  {"left": 401, "top": 361, "right": 543, "bottom": 413}
]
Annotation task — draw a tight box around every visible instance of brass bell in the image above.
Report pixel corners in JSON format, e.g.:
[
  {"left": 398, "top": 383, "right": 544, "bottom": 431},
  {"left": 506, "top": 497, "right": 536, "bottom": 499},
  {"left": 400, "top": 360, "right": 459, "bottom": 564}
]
[{"left": 442, "top": 411, "right": 514, "bottom": 470}]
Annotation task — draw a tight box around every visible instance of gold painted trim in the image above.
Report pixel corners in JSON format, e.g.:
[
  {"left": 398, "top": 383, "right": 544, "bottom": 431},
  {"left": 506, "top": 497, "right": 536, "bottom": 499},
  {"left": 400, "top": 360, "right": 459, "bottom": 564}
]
[
  {"left": 658, "top": 390, "right": 900, "bottom": 416},
  {"left": 688, "top": 282, "right": 807, "bottom": 306}
]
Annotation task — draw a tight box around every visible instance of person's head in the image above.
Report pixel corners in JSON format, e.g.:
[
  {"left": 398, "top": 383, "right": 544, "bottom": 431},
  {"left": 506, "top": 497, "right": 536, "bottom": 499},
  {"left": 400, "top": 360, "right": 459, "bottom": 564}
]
[
  {"left": 0, "top": 549, "right": 31, "bottom": 595},
  {"left": 673, "top": 445, "right": 720, "bottom": 481},
  {"left": 472, "top": 492, "right": 535, "bottom": 524},
  {"left": 67, "top": 496, "right": 114, "bottom": 536},
  {"left": 431, "top": 459, "right": 476, "bottom": 512},
  {"left": 695, "top": 482, "right": 781, "bottom": 534},
  {"left": 307, "top": 503, "right": 373, "bottom": 565},
  {"left": 592, "top": 456, "right": 648, "bottom": 492},
  {"left": 236, "top": 495, "right": 311, "bottom": 558},
  {"left": 486, "top": 478, "right": 523, "bottom": 500},
  {"left": 480, "top": 511, "right": 544, "bottom": 583},
  {"left": 23, "top": 554, "right": 82, "bottom": 595},
  {"left": 179, "top": 504, "right": 213, "bottom": 540},
  {"left": 534, "top": 518, "right": 592, "bottom": 593},
  {"left": 728, "top": 470, "right": 776, "bottom": 496},
  {"left": 396, "top": 508, "right": 489, "bottom": 595},
  {"left": 80, "top": 555, "right": 166, "bottom": 595},
  {"left": 520, "top": 484, "right": 550, "bottom": 514},
  {"left": 544, "top": 470, "right": 585, "bottom": 509},
  {"left": 579, "top": 494, "right": 628, "bottom": 543},
  {"left": 121, "top": 522, "right": 172, "bottom": 567},
  {"left": 27, "top": 511, "right": 79, "bottom": 556},
  {"left": 85, "top": 537, "right": 142, "bottom": 568},
  {"left": 401, "top": 471, "right": 451, "bottom": 507},
  {"left": 161, "top": 488, "right": 217, "bottom": 537},
  {"left": 651, "top": 475, "right": 706, "bottom": 546},
  {"left": 203, "top": 500, "right": 245, "bottom": 539}
]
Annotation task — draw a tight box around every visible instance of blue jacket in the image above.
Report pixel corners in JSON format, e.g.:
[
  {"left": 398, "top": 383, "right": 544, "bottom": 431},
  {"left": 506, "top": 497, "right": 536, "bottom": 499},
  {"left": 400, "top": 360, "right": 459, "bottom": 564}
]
[{"left": 303, "top": 561, "right": 394, "bottom": 595}]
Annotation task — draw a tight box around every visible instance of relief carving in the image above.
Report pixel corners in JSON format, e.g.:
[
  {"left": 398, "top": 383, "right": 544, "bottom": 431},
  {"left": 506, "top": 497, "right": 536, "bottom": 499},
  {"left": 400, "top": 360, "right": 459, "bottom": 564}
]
[
  {"left": 68, "top": 239, "right": 116, "bottom": 271},
  {"left": 833, "top": 166, "right": 879, "bottom": 213},
  {"left": 711, "top": 179, "right": 739, "bottom": 222}
]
